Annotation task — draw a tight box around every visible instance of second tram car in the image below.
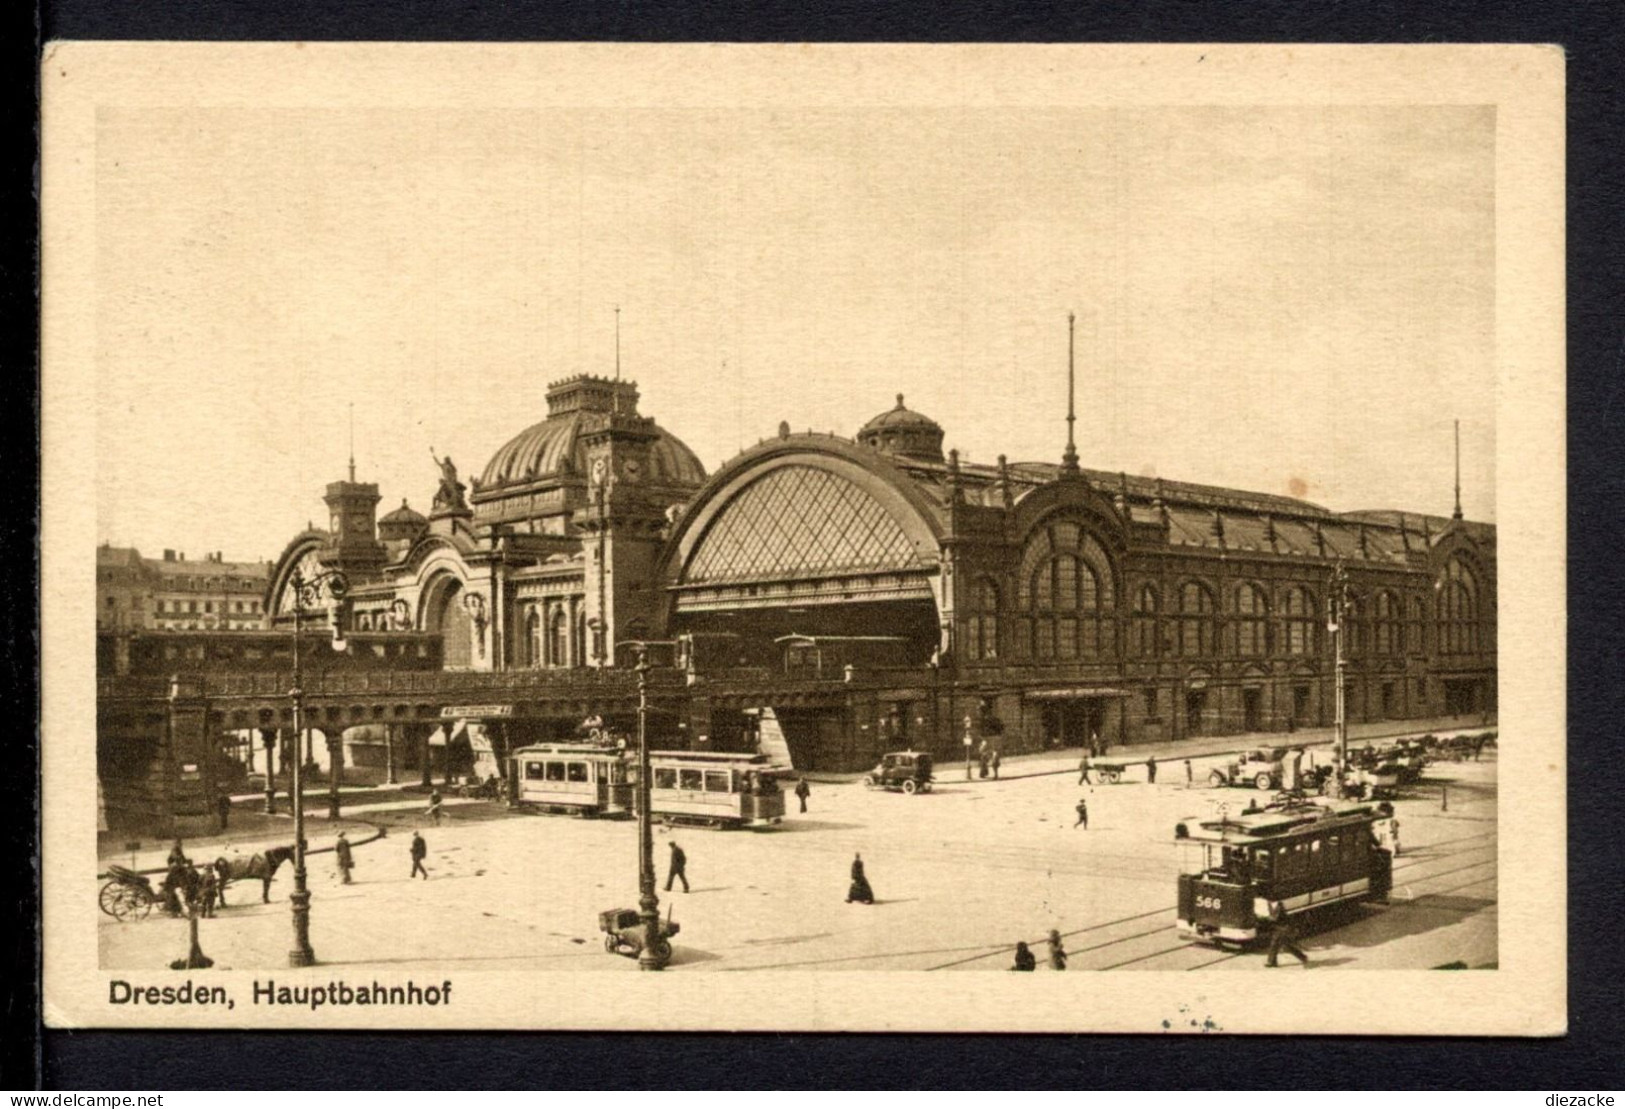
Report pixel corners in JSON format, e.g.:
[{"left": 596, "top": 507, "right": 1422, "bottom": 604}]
[
  {"left": 510, "top": 743, "right": 632, "bottom": 816},
  {"left": 647, "top": 751, "right": 786, "bottom": 829},
  {"left": 1174, "top": 797, "right": 1393, "bottom": 947}
]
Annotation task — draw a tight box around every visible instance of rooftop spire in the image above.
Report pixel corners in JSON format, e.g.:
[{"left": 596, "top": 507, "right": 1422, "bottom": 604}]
[
  {"left": 614, "top": 306, "right": 622, "bottom": 382},
  {"left": 1452, "top": 418, "right": 1463, "bottom": 520},
  {"left": 1061, "top": 312, "right": 1080, "bottom": 475},
  {"left": 348, "top": 402, "right": 356, "bottom": 483}
]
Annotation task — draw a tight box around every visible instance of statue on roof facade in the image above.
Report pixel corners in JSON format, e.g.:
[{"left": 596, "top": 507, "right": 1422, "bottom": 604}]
[{"left": 428, "top": 447, "right": 468, "bottom": 512}]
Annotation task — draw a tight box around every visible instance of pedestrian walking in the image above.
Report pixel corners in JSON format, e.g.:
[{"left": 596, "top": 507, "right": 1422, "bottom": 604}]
[
  {"left": 1073, "top": 798, "right": 1089, "bottom": 829},
  {"left": 846, "top": 852, "right": 875, "bottom": 904},
  {"left": 335, "top": 831, "right": 354, "bottom": 884},
  {"left": 196, "top": 864, "right": 218, "bottom": 918},
  {"left": 991, "top": 750, "right": 1002, "bottom": 780},
  {"left": 427, "top": 788, "right": 444, "bottom": 825},
  {"left": 1011, "top": 941, "right": 1036, "bottom": 971},
  {"left": 794, "top": 777, "right": 811, "bottom": 813},
  {"left": 1047, "top": 929, "right": 1067, "bottom": 970},
  {"left": 665, "top": 841, "right": 689, "bottom": 892},
  {"left": 410, "top": 831, "right": 429, "bottom": 879},
  {"left": 1264, "top": 901, "right": 1309, "bottom": 967},
  {"left": 1146, "top": 756, "right": 1158, "bottom": 785},
  {"left": 1184, "top": 759, "right": 1192, "bottom": 788},
  {"left": 1078, "top": 753, "right": 1092, "bottom": 786},
  {"left": 217, "top": 793, "right": 231, "bottom": 830}
]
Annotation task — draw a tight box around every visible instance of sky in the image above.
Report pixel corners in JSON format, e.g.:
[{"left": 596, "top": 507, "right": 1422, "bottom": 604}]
[{"left": 93, "top": 103, "right": 1496, "bottom": 562}]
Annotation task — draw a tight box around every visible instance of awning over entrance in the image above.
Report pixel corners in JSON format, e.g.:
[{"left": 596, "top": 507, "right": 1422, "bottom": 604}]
[{"left": 1023, "top": 688, "right": 1131, "bottom": 700}]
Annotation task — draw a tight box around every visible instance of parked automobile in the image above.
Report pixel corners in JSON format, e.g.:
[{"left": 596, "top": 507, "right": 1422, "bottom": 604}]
[
  {"left": 865, "top": 750, "right": 935, "bottom": 795},
  {"left": 1207, "top": 748, "right": 1290, "bottom": 790}
]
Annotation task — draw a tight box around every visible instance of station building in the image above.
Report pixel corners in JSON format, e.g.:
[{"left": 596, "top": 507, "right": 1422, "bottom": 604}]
[{"left": 261, "top": 374, "right": 1497, "bottom": 773}]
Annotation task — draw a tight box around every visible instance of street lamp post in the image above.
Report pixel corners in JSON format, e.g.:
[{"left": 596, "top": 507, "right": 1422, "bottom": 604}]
[
  {"left": 630, "top": 644, "right": 667, "bottom": 970},
  {"left": 285, "top": 565, "right": 349, "bottom": 968},
  {"left": 1327, "top": 562, "right": 1349, "bottom": 799}
]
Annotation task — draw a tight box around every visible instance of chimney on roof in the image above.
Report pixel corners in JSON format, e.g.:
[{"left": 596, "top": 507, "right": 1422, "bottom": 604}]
[
  {"left": 1114, "top": 472, "right": 1129, "bottom": 516},
  {"left": 1263, "top": 513, "right": 1277, "bottom": 550},
  {"left": 996, "top": 455, "right": 1012, "bottom": 510},
  {"left": 1153, "top": 478, "right": 1168, "bottom": 527},
  {"left": 164, "top": 549, "right": 175, "bottom": 561},
  {"left": 1357, "top": 525, "right": 1369, "bottom": 558},
  {"left": 1211, "top": 511, "right": 1225, "bottom": 543},
  {"left": 947, "top": 448, "right": 964, "bottom": 504}
]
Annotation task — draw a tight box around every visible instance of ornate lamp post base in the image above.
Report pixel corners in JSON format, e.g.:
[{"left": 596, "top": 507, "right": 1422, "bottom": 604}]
[{"left": 288, "top": 887, "right": 316, "bottom": 967}]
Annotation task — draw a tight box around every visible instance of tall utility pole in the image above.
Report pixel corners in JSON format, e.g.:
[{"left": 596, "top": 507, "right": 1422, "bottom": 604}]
[{"left": 1327, "top": 561, "right": 1350, "bottom": 798}]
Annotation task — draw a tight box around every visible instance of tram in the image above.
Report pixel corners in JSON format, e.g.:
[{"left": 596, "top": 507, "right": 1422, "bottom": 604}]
[
  {"left": 1174, "top": 796, "right": 1393, "bottom": 947},
  {"left": 510, "top": 743, "right": 632, "bottom": 816},
  {"left": 646, "top": 751, "right": 786, "bottom": 829}
]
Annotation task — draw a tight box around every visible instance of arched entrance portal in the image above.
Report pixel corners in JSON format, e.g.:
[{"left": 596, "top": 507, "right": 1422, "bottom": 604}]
[{"left": 427, "top": 578, "right": 473, "bottom": 669}]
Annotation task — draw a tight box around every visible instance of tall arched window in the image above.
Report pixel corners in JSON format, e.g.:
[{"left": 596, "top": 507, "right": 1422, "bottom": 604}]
[
  {"left": 1374, "top": 591, "right": 1401, "bottom": 656},
  {"left": 1234, "top": 582, "right": 1269, "bottom": 656},
  {"left": 524, "top": 609, "right": 542, "bottom": 668},
  {"left": 1408, "top": 594, "right": 1426, "bottom": 655},
  {"left": 550, "top": 608, "right": 569, "bottom": 667},
  {"left": 1015, "top": 519, "right": 1116, "bottom": 661},
  {"left": 1131, "top": 584, "right": 1160, "bottom": 657},
  {"left": 1176, "top": 581, "right": 1216, "bottom": 657},
  {"left": 971, "top": 578, "right": 1000, "bottom": 661},
  {"left": 1282, "top": 586, "right": 1316, "bottom": 655},
  {"left": 1438, "top": 558, "right": 1480, "bottom": 654}
]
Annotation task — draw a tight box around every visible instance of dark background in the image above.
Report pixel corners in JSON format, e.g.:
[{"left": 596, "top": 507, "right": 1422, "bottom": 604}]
[{"left": 12, "top": 0, "right": 1625, "bottom": 1090}]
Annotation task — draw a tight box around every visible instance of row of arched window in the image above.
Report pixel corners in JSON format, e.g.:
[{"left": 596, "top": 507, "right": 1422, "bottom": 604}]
[
  {"left": 523, "top": 604, "right": 586, "bottom": 669},
  {"left": 963, "top": 554, "right": 1488, "bottom": 662}
]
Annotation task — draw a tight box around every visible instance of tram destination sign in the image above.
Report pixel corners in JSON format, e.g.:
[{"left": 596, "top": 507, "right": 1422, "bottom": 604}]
[{"left": 440, "top": 704, "right": 514, "bottom": 719}]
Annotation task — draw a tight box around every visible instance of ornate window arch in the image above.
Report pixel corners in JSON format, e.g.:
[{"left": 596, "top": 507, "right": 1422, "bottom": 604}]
[
  {"left": 1282, "top": 585, "right": 1317, "bottom": 656},
  {"left": 1013, "top": 519, "right": 1116, "bottom": 661},
  {"left": 970, "top": 577, "right": 1000, "bottom": 661},
  {"left": 1438, "top": 557, "right": 1480, "bottom": 654},
  {"left": 1373, "top": 590, "right": 1402, "bottom": 657},
  {"left": 1176, "top": 580, "right": 1217, "bottom": 657},
  {"left": 524, "top": 608, "right": 542, "bottom": 668},
  {"left": 1234, "top": 582, "right": 1269, "bottom": 657},
  {"left": 550, "top": 608, "right": 569, "bottom": 667},
  {"left": 1131, "top": 583, "right": 1160, "bottom": 658}
]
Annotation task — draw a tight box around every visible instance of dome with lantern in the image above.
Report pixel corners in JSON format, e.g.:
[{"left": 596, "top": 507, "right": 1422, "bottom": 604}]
[{"left": 856, "top": 394, "right": 946, "bottom": 463}]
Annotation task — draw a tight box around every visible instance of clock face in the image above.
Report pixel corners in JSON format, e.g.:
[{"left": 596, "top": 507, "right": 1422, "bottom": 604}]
[
  {"left": 330, "top": 513, "right": 342, "bottom": 533},
  {"left": 591, "top": 458, "right": 607, "bottom": 484},
  {"left": 622, "top": 458, "right": 642, "bottom": 481}
]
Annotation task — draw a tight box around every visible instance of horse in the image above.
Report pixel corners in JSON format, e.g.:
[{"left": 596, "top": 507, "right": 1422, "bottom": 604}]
[{"left": 213, "top": 845, "right": 295, "bottom": 905}]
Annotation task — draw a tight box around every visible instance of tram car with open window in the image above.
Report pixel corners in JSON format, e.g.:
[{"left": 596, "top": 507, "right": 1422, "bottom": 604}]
[
  {"left": 646, "top": 751, "right": 786, "bottom": 829},
  {"left": 1174, "top": 797, "right": 1392, "bottom": 947},
  {"left": 510, "top": 743, "right": 632, "bottom": 816}
]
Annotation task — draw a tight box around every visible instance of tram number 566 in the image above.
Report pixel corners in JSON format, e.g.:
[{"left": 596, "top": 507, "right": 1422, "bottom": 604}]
[{"left": 1195, "top": 895, "right": 1225, "bottom": 911}]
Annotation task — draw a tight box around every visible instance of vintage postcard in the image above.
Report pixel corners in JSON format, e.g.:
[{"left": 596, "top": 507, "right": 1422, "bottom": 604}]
[{"left": 42, "top": 42, "right": 1564, "bottom": 1032}]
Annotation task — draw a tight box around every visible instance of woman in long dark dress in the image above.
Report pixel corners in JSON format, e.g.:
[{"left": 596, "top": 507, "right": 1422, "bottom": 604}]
[{"left": 846, "top": 853, "right": 875, "bottom": 904}]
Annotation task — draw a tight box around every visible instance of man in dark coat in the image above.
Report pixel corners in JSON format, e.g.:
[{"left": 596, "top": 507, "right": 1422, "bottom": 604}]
[
  {"left": 335, "top": 831, "right": 355, "bottom": 884},
  {"left": 168, "top": 839, "right": 190, "bottom": 869},
  {"left": 410, "top": 831, "right": 429, "bottom": 879},
  {"left": 665, "top": 841, "right": 689, "bottom": 892},
  {"left": 794, "top": 777, "right": 811, "bottom": 813},
  {"left": 217, "top": 793, "right": 231, "bottom": 830},
  {"left": 1047, "top": 929, "right": 1068, "bottom": 970},
  {"left": 846, "top": 853, "right": 875, "bottom": 904},
  {"left": 1146, "top": 756, "right": 1158, "bottom": 784},
  {"left": 1073, "top": 799, "right": 1089, "bottom": 829},
  {"left": 1011, "top": 942, "right": 1036, "bottom": 971},
  {"left": 1078, "top": 753, "right": 1091, "bottom": 785},
  {"left": 1265, "top": 901, "right": 1309, "bottom": 967}
]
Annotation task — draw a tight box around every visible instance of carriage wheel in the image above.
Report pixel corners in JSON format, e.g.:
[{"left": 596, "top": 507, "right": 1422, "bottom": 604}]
[
  {"left": 128, "top": 887, "right": 155, "bottom": 920},
  {"left": 98, "top": 882, "right": 123, "bottom": 918},
  {"left": 1209, "top": 770, "right": 1228, "bottom": 788},
  {"left": 901, "top": 779, "right": 918, "bottom": 795}
]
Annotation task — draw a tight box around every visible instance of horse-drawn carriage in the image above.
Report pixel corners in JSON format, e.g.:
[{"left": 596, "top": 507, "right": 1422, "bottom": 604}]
[{"left": 99, "top": 865, "right": 164, "bottom": 921}]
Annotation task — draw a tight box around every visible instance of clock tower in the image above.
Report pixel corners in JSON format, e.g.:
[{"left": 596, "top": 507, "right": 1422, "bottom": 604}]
[
  {"left": 319, "top": 474, "right": 387, "bottom": 578},
  {"left": 572, "top": 377, "right": 669, "bottom": 666}
]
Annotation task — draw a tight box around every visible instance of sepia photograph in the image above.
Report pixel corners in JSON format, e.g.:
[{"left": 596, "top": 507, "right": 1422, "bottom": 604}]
[{"left": 41, "top": 42, "right": 1565, "bottom": 1033}]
